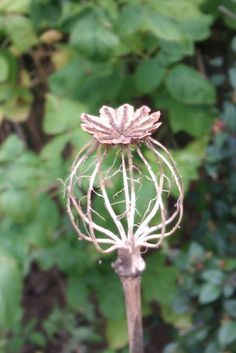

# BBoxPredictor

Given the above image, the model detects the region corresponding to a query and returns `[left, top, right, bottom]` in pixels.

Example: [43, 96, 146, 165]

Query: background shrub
[0, 1, 236, 352]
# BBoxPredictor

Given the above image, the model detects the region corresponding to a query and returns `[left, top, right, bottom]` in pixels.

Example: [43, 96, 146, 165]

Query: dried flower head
[81, 104, 162, 144]
[66, 104, 183, 255]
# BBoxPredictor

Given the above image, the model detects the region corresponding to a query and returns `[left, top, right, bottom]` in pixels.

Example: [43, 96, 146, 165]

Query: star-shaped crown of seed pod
[81, 104, 161, 144]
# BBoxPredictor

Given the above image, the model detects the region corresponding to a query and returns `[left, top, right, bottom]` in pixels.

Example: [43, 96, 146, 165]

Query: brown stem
[112, 247, 145, 353]
[121, 275, 144, 353]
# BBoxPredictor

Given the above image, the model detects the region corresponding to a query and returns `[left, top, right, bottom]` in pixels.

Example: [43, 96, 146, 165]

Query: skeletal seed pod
[66, 104, 184, 255]
[66, 104, 184, 353]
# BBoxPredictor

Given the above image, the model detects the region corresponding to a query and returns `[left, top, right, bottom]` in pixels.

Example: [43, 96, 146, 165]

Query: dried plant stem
[121, 275, 143, 353]
[113, 247, 145, 353]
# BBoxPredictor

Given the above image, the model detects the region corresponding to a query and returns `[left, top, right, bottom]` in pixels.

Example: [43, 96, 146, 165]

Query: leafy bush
[0, 0, 236, 352]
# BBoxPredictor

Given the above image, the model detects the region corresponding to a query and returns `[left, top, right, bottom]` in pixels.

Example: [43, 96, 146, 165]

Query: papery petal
[81, 113, 111, 130]
[127, 110, 161, 135]
[150, 111, 161, 122]
[134, 105, 150, 120]
[99, 106, 117, 130]
[81, 113, 113, 141]
[81, 124, 110, 135]
[116, 104, 134, 130]
[126, 105, 150, 130]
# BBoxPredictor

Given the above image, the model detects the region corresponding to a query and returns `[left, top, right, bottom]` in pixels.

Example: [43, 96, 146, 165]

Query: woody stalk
[66, 104, 184, 353]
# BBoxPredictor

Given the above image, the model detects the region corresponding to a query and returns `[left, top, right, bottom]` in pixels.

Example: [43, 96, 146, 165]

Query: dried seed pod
[66, 104, 183, 254]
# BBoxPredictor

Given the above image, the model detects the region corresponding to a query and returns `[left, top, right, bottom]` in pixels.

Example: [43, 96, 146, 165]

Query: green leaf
[0, 189, 36, 222]
[143, 253, 179, 306]
[30, 0, 61, 29]
[1, 88, 33, 122]
[66, 275, 89, 311]
[224, 300, 236, 319]
[0, 0, 30, 13]
[4, 14, 37, 53]
[30, 332, 46, 347]
[49, 59, 86, 99]
[165, 64, 216, 105]
[119, 4, 186, 42]
[0, 54, 9, 82]
[116, 74, 139, 102]
[40, 134, 71, 161]
[43, 94, 87, 134]
[73, 67, 123, 109]
[229, 67, 236, 89]
[37, 239, 74, 272]
[0, 134, 41, 206]
[70, 9, 119, 59]
[97, 274, 125, 320]
[218, 321, 236, 347]
[0, 254, 22, 329]
[179, 15, 212, 41]
[161, 305, 192, 330]
[221, 0, 236, 30]
[106, 318, 128, 350]
[188, 242, 205, 263]
[49, 59, 122, 109]
[0, 84, 12, 104]
[0, 134, 24, 162]
[152, 0, 202, 21]
[0, 50, 18, 85]
[201, 270, 224, 285]
[0, 135, 41, 190]
[223, 283, 234, 298]
[0, 150, 40, 190]
[24, 194, 60, 247]
[205, 341, 222, 353]
[146, 12, 185, 42]
[202, 0, 222, 15]
[158, 39, 194, 63]
[199, 283, 221, 304]
[134, 56, 165, 94]
[222, 101, 236, 131]
[163, 342, 183, 353]
[70, 127, 92, 151]
[171, 138, 208, 193]
[118, 5, 145, 36]
[167, 99, 215, 138]
[0, 219, 28, 263]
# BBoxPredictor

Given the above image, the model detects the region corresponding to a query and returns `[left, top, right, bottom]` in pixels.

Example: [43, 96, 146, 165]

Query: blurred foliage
[0, 0, 236, 352]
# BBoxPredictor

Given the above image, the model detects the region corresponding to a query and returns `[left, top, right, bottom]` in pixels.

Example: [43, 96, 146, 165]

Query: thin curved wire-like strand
[135, 146, 164, 238]
[138, 138, 183, 239]
[135, 146, 167, 247]
[67, 142, 96, 242]
[67, 144, 121, 246]
[127, 148, 136, 242]
[87, 148, 105, 252]
[121, 150, 132, 239]
[70, 182, 120, 242]
[98, 147, 127, 241]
